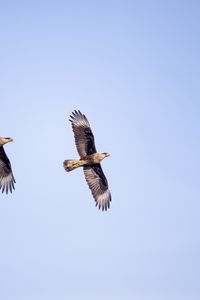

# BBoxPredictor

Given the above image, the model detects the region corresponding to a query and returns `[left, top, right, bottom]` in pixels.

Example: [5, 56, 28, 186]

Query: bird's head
[102, 152, 110, 158]
[0, 137, 14, 146]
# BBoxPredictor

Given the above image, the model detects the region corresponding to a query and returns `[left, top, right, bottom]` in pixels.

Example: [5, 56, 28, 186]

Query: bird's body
[64, 153, 109, 171]
[0, 137, 15, 194]
[63, 110, 111, 211]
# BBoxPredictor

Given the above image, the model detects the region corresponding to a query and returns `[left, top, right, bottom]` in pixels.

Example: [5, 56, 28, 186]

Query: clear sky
[0, 1, 200, 299]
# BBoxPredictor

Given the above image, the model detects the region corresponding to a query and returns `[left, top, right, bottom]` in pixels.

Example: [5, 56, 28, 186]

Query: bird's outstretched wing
[69, 110, 97, 157]
[0, 147, 15, 194]
[83, 164, 111, 211]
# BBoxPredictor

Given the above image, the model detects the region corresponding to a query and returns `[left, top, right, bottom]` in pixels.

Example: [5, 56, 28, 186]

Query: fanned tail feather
[63, 160, 84, 172]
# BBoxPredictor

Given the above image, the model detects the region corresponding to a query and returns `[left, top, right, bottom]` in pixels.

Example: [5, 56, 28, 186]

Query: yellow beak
[4, 138, 14, 143]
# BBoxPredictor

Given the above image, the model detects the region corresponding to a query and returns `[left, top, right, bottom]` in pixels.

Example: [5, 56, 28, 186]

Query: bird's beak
[106, 153, 110, 157]
[4, 138, 14, 143]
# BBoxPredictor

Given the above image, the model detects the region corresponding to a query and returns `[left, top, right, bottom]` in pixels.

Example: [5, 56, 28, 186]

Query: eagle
[63, 110, 111, 211]
[0, 137, 16, 194]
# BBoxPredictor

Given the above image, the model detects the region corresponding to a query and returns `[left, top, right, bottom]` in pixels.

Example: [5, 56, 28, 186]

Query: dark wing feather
[0, 147, 15, 194]
[69, 110, 97, 157]
[83, 164, 111, 211]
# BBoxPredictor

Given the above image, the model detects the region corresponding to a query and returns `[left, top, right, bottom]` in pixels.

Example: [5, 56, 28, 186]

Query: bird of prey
[0, 137, 15, 194]
[63, 110, 111, 211]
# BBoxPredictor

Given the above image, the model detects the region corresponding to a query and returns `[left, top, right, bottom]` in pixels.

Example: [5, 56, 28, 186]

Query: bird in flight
[63, 110, 111, 211]
[0, 137, 16, 194]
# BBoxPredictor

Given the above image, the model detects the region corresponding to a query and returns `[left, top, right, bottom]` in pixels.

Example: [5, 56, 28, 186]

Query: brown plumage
[63, 110, 111, 211]
[0, 137, 15, 194]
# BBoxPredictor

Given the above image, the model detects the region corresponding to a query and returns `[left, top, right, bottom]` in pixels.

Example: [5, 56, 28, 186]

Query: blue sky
[0, 1, 200, 299]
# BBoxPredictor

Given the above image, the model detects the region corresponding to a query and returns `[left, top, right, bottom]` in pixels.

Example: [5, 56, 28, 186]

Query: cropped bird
[63, 110, 111, 211]
[0, 137, 16, 194]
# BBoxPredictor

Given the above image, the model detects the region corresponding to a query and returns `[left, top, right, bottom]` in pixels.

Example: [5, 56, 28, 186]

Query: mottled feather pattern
[64, 110, 111, 211]
[84, 165, 111, 211]
[0, 147, 15, 194]
[69, 110, 96, 157]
